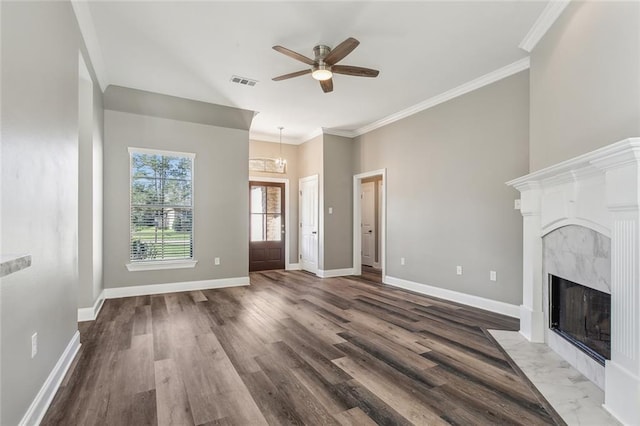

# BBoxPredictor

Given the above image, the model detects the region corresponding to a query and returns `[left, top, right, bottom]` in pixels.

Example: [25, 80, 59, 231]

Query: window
[129, 148, 194, 265]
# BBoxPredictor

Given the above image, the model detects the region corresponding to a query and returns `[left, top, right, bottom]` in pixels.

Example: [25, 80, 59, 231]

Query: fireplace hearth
[549, 275, 611, 364]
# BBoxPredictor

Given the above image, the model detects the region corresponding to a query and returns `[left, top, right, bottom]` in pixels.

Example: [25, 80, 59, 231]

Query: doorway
[299, 175, 319, 274]
[353, 169, 386, 278]
[249, 181, 285, 271]
[360, 177, 382, 268]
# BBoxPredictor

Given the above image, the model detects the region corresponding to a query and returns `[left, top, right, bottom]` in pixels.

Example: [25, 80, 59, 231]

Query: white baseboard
[383, 275, 520, 318]
[103, 276, 250, 299]
[286, 262, 301, 271]
[317, 268, 354, 278]
[19, 330, 81, 426]
[77, 290, 105, 322]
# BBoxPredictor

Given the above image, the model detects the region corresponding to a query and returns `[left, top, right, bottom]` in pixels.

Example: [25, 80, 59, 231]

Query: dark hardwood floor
[42, 270, 561, 425]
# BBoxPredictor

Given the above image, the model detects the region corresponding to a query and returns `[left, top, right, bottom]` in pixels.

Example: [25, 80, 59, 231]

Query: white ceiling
[82, 1, 548, 143]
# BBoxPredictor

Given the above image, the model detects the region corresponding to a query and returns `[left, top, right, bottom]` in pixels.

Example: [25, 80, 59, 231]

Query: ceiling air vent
[230, 75, 258, 87]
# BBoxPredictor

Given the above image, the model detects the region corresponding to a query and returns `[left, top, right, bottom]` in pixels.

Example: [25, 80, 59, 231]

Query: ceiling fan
[272, 37, 379, 93]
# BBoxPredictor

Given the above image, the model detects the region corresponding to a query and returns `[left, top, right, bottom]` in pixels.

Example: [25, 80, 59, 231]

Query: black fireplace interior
[549, 275, 611, 365]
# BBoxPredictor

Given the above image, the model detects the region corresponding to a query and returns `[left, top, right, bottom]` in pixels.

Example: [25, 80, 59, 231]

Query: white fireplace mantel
[507, 138, 640, 425]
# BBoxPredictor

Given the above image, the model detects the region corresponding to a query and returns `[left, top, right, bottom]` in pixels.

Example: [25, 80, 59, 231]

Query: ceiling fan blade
[324, 37, 360, 65]
[332, 65, 379, 78]
[272, 69, 312, 81]
[320, 78, 333, 93]
[272, 45, 315, 66]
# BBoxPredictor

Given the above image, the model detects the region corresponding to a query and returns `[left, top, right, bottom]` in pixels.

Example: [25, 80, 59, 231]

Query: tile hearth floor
[490, 330, 620, 426]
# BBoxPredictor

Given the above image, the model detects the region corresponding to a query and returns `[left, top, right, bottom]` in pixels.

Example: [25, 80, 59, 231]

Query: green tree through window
[130, 149, 194, 262]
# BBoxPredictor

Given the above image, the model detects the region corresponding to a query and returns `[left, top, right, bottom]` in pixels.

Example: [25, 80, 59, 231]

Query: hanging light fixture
[276, 126, 286, 169]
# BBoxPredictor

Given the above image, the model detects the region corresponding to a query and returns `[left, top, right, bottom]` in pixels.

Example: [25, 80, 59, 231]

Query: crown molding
[255, 56, 533, 144]
[519, 0, 571, 53]
[71, 0, 108, 91]
[300, 128, 324, 144]
[250, 132, 300, 145]
[351, 57, 530, 138]
[250, 132, 280, 143]
[322, 128, 356, 138]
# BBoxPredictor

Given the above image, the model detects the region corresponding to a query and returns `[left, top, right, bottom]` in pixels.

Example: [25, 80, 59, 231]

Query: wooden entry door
[249, 181, 285, 271]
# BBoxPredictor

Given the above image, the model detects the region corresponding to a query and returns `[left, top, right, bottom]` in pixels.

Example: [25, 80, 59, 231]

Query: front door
[361, 181, 376, 266]
[299, 175, 318, 273]
[249, 181, 285, 271]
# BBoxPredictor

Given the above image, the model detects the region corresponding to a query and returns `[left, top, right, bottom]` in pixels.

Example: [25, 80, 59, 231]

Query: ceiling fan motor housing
[313, 45, 332, 62]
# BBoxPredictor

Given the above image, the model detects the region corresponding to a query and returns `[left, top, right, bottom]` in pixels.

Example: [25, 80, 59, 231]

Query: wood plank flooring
[42, 271, 561, 425]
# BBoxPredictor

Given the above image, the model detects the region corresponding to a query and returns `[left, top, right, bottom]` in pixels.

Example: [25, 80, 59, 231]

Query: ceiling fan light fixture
[312, 66, 332, 81]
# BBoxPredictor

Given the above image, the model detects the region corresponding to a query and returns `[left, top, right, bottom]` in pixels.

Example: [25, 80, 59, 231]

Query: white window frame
[126, 147, 197, 272]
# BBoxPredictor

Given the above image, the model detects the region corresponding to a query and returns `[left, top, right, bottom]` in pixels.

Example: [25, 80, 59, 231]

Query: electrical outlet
[214, 257, 220, 265]
[400, 257, 405, 266]
[31, 332, 38, 358]
[328, 207, 333, 214]
[456, 265, 463, 275]
[490, 270, 497, 281]
[514, 199, 521, 210]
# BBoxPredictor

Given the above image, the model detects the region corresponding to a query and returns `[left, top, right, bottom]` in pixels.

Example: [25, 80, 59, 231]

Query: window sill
[126, 260, 198, 272]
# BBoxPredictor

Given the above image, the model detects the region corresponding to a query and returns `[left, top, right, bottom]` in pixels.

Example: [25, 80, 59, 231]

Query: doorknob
[368, 230, 373, 233]
[312, 231, 317, 234]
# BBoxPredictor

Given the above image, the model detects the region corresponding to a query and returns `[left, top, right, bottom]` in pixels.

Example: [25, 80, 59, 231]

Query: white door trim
[249, 176, 291, 270]
[299, 174, 319, 274]
[353, 169, 387, 278]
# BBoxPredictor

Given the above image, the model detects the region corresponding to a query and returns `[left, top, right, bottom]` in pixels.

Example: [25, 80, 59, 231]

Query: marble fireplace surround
[542, 225, 611, 390]
[507, 138, 640, 425]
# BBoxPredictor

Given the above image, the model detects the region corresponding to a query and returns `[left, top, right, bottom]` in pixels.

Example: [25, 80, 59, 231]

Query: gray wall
[322, 135, 354, 271]
[297, 135, 324, 269]
[0, 1, 102, 424]
[249, 140, 299, 264]
[354, 71, 529, 305]
[530, 1, 640, 171]
[104, 96, 252, 288]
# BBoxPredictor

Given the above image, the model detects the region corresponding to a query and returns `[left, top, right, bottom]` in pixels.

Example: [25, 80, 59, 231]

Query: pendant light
[276, 126, 286, 169]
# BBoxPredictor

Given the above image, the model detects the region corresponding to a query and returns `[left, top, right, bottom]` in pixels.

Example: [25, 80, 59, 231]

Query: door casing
[360, 181, 376, 267]
[353, 169, 386, 278]
[249, 176, 291, 270]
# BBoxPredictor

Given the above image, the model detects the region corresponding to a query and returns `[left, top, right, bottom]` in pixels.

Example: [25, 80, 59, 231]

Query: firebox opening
[549, 274, 611, 366]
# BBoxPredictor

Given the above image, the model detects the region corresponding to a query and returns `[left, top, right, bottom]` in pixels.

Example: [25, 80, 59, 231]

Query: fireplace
[549, 275, 611, 364]
[507, 138, 640, 425]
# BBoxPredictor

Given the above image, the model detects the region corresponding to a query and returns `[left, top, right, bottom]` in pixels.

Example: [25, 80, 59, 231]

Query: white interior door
[361, 181, 375, 267]
[299, 175, 318, 273]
